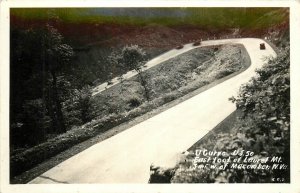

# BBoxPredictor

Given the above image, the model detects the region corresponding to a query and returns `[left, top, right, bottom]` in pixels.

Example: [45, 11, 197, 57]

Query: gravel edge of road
[11, 44, 251, 184]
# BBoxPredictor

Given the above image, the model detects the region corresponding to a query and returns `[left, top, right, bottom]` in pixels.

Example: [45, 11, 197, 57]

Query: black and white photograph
[0, 0, 300, 193]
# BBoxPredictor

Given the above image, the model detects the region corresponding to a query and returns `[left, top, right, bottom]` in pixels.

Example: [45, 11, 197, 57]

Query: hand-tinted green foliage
[11, 8, 288, 29]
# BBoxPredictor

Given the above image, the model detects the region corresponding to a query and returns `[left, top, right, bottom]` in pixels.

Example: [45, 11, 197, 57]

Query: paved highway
[30, 38, 276, 183]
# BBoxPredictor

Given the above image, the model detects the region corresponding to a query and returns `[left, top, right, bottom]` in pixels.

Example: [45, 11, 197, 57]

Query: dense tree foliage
[169, 46, 290, 183]
[227, 46, 290, 182]
[212, 48, 289, 183]
[10, 11, 75, 148]
[43, 24, 74, 134]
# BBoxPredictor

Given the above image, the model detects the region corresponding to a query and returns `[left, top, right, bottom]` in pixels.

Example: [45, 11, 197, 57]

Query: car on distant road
[176, 45, 184, 49]
[193, 41, 201, 46]
[260, 43, 266, 50]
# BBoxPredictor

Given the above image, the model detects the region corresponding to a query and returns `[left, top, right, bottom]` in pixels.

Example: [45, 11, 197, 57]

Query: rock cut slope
[30, 38, 276, 184]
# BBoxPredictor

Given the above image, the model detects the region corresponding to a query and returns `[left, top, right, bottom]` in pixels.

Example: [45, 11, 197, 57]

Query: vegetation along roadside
[149, 45, 290, 183]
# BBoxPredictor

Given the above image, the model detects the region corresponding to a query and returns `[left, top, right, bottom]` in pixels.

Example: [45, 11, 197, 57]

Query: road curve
[30, 38, 276, 184]
[92, 40, 212, 96]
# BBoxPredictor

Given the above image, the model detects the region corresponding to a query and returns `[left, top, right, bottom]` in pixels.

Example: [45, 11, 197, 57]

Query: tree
[109, 45, 151, 100]
[120, 45, 146, 71]
[77, 86, 93, 123]
[10, 10, 74, 149]
[42, 12, 74, 133]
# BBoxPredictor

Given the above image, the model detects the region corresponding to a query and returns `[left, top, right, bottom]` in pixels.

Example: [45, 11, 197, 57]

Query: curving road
[30, 38, 276, 184]
[92, 41, 211, 96]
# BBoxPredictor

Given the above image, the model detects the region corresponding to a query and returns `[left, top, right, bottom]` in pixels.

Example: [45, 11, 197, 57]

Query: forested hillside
[10, 8, 289, 182]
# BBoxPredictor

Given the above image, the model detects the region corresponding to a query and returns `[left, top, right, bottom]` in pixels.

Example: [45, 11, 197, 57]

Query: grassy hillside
[91, 44, 246, 118]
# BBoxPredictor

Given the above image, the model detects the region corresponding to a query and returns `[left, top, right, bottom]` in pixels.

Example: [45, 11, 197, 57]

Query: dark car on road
[176, 45, 184, 49]
[193, 41, 201, 46]
[260, 43, 266, 50]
